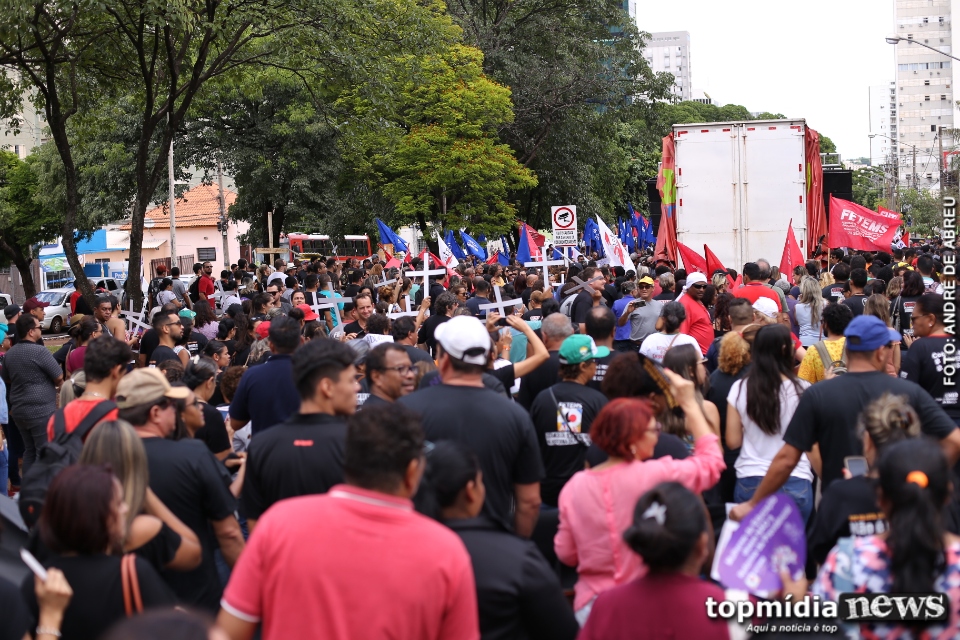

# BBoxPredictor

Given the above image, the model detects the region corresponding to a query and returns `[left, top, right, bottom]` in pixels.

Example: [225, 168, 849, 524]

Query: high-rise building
[640, 31, 692, 101]
[0, 107, 45, 159]
[892, 0, 954, 190]
[869, 82, 896, 166]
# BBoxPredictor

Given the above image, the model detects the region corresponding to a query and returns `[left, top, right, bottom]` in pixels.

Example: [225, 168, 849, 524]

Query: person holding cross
[570, 267, 606, 334]
[419, 293, 456, 358]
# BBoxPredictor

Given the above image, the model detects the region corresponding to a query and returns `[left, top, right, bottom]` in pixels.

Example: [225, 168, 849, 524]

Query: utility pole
[913, 146, 918, 193]
[217, 159, 229, 267]
[167, 116, 177, 262]
[939, 126, 946, 192]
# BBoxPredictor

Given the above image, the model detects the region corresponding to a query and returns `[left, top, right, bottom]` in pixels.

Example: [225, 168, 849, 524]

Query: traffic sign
[552, 205, 577, 246]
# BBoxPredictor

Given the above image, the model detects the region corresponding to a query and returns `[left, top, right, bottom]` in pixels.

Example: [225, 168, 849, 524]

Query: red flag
[384, 257, 401, 269]
[677, 242, 707, 274]
[529, 227, 546, 249]
[486, 251, 499, 265]
[779, 219, 805, 278]
[703, 244, 726, 276]
[403, 251, 412, 264]
[518, 222, 542, 259]
[379, 245, 394, 261]
[828, 197, 900, 252]
[654, 133, 679, 263]
[878, 206, 908, 249]
[806, 128, 826, 254]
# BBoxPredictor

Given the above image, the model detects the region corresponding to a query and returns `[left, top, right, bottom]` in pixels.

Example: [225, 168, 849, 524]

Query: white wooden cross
[121, 301, 151, 333]
[403, 252, 446, 285]
[372, 273, 398, 289]
[311, 286, 346, 327]
[387, 294, 421, 319]
[564, 274, 604, 296]
[524, 252, 565, 284]
[478, 286, 524, 317]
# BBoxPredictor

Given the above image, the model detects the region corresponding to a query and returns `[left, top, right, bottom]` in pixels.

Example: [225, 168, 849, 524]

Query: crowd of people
[0, 241, 958, 639]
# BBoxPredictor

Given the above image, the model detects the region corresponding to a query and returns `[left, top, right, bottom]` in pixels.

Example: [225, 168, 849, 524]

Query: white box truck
[673, 120, 809, 272]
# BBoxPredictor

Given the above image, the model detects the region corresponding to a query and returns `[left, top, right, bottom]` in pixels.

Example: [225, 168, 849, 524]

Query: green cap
[558, 334, 610, 365]
[178, 308, 196, 319]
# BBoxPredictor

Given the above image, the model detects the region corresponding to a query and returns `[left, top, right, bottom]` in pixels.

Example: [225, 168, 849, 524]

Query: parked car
[34, 278, 123, 333]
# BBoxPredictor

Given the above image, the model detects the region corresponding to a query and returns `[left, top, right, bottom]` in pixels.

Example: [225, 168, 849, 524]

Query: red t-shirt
[732, 282, 782, 311]
[678, 295, 713, 355]
[579, 573, 730, 640]
[199, 275, 215, 300]
[222, 485, 479, 640]
[46, 397, 119, 441]
[69, 290, 82, 315]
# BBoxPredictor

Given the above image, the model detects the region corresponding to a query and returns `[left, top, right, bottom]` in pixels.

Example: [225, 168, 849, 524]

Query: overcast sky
[636, 0, 896, 160]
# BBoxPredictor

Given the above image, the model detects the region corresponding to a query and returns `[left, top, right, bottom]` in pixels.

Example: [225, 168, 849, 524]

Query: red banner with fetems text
[827, 196, 901, 252]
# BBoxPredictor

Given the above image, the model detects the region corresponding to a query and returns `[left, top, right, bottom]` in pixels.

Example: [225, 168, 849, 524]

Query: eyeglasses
[187, 398, 201, 408]
[910, 312, 931, 320]
[267, 290, 280, 296]
[164, 320, 181, 327]
[637, 284, 653, 289]
[203, 264, 213, 269]
[381, 365, 418, 375]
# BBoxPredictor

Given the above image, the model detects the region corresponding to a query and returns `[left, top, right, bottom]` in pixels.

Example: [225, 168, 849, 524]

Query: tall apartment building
[869, 82, 896, 166]
[640, 31, 692, 101]
[0, 107, 45, 159]
[892, 0, 954, 190]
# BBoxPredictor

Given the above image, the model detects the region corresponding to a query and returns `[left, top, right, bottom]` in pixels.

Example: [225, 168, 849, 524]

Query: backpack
[813, 340, 847, 377]
[18, 401, 118, 528]
[188, 277, 201, 303]
[559, 294, 577, 318]
[147, 277, 164, 308]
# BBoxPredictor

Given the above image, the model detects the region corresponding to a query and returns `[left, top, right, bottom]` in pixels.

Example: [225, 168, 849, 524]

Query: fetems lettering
[839, 593, 949, 622]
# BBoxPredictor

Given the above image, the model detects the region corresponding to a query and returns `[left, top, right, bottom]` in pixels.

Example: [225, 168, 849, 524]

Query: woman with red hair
[554, 369, 725, 625]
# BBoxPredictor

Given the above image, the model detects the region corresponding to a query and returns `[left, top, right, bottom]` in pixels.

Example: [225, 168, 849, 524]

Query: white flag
[594, 216, 636, 273]
[436, 232, 458, 268]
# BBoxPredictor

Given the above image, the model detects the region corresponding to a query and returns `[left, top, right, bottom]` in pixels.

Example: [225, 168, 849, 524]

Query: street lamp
[885, 35, 960, 63]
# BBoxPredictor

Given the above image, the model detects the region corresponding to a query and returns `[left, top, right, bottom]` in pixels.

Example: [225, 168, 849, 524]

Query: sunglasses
[690, 283, 707, 290]
[637, 284, 653, 289]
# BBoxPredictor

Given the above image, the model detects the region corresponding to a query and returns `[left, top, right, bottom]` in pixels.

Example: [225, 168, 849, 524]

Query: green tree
[819, 135, 837, 155]
[852, 166, 885, 211]
[899, 188, 942, 237]
[0, 151, 62, 296]
[339, 44, 536, 237]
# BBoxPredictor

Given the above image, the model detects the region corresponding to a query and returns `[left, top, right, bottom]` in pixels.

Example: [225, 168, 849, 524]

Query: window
[95, 258, 110, 265]
[932, 124, 938, 131]
[925, 95, 931, 101]
[925, 79, 930, 85]
[923, 17, 928, 23]
[942, 95, 947, 100]
[197, 247, 217, 262]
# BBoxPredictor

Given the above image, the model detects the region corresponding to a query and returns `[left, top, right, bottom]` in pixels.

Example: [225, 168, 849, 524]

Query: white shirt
[794, 303, 822, 347]
[638, 332, 701, 363]
[728, 378, 812, 482]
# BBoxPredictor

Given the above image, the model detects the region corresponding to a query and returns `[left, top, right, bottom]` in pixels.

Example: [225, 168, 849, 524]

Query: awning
[39, 230, 112, 259]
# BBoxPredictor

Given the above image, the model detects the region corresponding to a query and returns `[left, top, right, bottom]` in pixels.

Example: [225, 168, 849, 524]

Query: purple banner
[717, 494, 806, 598]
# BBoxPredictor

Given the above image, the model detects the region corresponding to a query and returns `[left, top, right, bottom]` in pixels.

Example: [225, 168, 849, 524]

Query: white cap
[435, 316, 492, 365]
[752, 297, 779, 319]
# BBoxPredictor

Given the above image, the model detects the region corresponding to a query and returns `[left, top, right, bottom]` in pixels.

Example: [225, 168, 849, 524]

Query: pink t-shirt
[554, 434, 725, 610]
[222, 485, 479, 640]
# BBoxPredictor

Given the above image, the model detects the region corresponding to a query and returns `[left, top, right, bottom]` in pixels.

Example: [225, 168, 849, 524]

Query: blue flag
[516, 224, 533, 264]
[582, 219, 604, 257]
[375, 218, 408, 254]
[498, 251, 510, 266]
[444, 229, 466, 260]
[618, 217, 635, 253]
[459, 230, 488, 260]
[478, 234, 487, 245]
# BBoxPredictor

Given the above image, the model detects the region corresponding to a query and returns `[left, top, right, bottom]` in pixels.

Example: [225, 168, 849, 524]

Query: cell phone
[844, 456, 868, 478]
[495, 318, 509, 327]
[20, 548, 47, 581]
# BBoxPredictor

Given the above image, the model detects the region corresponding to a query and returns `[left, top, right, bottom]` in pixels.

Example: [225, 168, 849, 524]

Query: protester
[555, 370, 724, 624]
[807, 438, 960, 639]
[182, 356, 232, 460]
[806, 393, 921, 565]
[725, 324, 813, 522]
[228, 316, 301, 435]
[638, 301, 700, 364]
[217, 405, 480, 640]
[577, 482, 731, 640]
[584, 307, 617, 390]
[841, 268, 869, 317]
[364, 343, 417, 406]
[419, 291, 457, 357]
[794, 276, 825, 347]
[570, 267, 606, 333]
[675, 272, 713, 354]
[530, 334, 610, 507]
[79, 419, 202, 573]
[20, 464, 175, 638]
[400, 315, 544, 536]
[241, 339, 358, 532]
[618, 276, 662, 348]
[64, 317, 103, 375]
[730, 314, 960, 522]
[6, 314, 63, 472]
[118, 368, 243, 611]
[517, 313, 573, 409]
[797, 302, 853, 384]
[734, 262, 782, 311]
[415, 440, 578, 640]
[900, 293, 958, 424]
[660, 344, 720, 440]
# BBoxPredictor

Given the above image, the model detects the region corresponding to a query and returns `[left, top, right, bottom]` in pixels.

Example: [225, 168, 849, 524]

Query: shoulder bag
[121, 553, 143, 617]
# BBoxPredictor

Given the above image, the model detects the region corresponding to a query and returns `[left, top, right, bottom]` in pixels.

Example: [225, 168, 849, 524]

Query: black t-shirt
[586, 352, 616, 392]
[841, 294, 867, 317]
[821, 282, 846, 302]
[139, 329, 159, 361]
[901, 335, 960, 424]
[892, 295, 923, 334]
[806, 475, 884, 566]
[132, 520, 182, 573]
[570, 290, 596, 325]
[517, 351, 560, 410]
[488, 363, 516, 398]
[359, 392, 392, 409]
[148, 345, 179, 368]
[445, 516, 579, 640]
[653, 290, 675, 301]
[401, 344, 434, 365]
[586, 432, 689, 467]
[342, 320, 367, 339]
[530, 381, 608, 506]
[784, 371, 957, 487]
[183, 330, 208, 357]
[419, 370, 507, 395]
[399, 384, 543, 529]
[521, 309, 543, 322]
[0, 577, 30, 640]
[196, 401, 232, 455]
[240, 412, 348, 520]
[20, 554, 175, 640]
[418, 314, 451, 357]
[142, 437, 236, 611]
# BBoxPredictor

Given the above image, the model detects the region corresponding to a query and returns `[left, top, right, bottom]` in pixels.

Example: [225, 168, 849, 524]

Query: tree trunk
[0, 238, 37, 298]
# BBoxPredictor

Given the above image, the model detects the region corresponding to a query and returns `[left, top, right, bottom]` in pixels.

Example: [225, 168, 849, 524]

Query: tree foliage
[852, 166, 885, 211]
